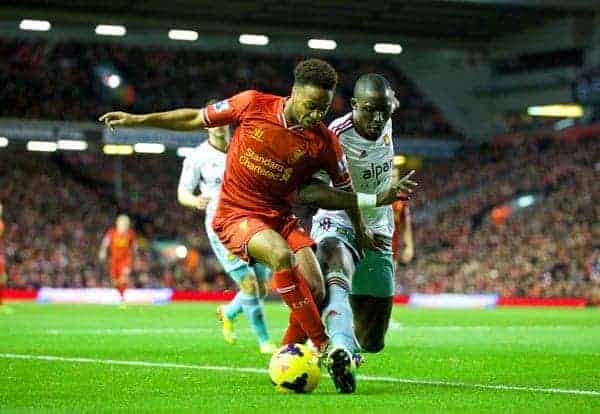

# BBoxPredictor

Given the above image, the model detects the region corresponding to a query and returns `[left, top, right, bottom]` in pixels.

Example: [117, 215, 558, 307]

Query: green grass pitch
[1, 303, 599, 413]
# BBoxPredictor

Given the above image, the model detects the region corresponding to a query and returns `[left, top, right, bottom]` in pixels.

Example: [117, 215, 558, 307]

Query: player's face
[116, 217, 130, 232]
[352, 92, 393, 139]
[291, 84, 333, 130]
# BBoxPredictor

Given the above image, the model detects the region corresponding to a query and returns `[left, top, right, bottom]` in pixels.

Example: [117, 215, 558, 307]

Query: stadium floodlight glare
[134, 143, 165, 154]
[239, 34, 269, 46]
[105, 74, 121, 89]
[176, 147, 195, 157]
[175, 245, 188, 259]
[0, 137, 8, 147]
[103, 144, 134, 155]
[19, 19, 51, 31]
[57, 140, 88, 151]
[27, 141, 57, 152]
[168, 29, 198, 41]
[307, 38, 337, 50]
[517, 195, 536, 208]
[393, 155, 407, 166]
[95, 24, 127, 36]
[527, 104, 583, 118]
[374, 43, 403, 54]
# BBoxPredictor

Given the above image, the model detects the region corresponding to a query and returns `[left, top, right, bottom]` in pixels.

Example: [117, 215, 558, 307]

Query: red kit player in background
[98, 215, 137, 303]
[100, 59, 410, 354]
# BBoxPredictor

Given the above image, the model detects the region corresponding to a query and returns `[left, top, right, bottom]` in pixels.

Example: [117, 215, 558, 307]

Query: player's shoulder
[239, 90, 282, 105]
[328, 112, 354, 136]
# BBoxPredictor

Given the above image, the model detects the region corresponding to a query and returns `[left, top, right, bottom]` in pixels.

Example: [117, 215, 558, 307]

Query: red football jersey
[104, 228, 136, 263]
[203, 90, 351, 218]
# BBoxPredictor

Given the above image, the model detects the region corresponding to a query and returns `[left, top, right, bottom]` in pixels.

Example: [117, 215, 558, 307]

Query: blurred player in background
[98, 215, 137, 304]
[100, 59, 407, 373]
[177, 102, 276, 354]
[309, 74, 417, 392]
[0, 202, 11, 314]
[392, 166, 414, 265]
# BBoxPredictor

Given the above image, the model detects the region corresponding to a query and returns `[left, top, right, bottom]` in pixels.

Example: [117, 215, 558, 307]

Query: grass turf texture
[1, 303, 599, 413]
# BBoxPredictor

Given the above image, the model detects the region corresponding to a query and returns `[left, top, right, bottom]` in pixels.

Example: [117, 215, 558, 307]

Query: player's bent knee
[269, 248, 294, 271]
[316, 238, 346, 265]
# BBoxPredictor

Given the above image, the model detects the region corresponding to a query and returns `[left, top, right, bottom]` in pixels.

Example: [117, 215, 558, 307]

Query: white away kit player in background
[177, 102, 276, 354]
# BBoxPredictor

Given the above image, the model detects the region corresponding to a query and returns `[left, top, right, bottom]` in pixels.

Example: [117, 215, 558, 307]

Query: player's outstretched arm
[296, 170, 417, 210]
[99, 109, 207, 131]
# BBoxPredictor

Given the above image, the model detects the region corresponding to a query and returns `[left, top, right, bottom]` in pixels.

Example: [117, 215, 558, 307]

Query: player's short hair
[294, 59, 337, 90]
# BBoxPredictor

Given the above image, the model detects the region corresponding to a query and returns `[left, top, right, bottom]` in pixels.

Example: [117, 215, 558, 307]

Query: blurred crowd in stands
[401, 136, 599, 303]
[1, 134, 597, 301]
[0, 38, 456, 137]
[1, 38, 598, 301]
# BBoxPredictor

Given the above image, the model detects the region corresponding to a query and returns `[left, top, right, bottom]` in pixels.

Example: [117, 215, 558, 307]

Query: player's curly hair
[294, 59, 338, 90]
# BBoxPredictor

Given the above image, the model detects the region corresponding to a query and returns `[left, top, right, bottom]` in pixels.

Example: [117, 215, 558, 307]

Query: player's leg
[247, 228, 328, 350]
[209, 227, 274, 350]
[238, 271, 276, 353]
[316, 237, 360, 394]
[210, 230, 247, 341]
[111, 263, 129, 305]
[317, 238, 357, 353]
[349, 250, 395, 353]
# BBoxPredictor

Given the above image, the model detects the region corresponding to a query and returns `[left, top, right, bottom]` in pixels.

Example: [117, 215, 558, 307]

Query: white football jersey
[177, 140, 227, 225]
[313, 113, 395, 238]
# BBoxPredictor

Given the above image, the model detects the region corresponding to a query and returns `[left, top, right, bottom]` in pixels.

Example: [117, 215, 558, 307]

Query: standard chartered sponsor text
[239, 148, 293, 182]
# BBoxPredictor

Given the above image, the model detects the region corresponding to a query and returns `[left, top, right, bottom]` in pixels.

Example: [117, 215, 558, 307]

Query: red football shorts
[109, 259, 131, 280]
[212, 212, 315, 263]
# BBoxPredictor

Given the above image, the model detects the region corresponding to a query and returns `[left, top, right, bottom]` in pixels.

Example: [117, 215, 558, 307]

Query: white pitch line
[36, 325, 600, 336]
[1, 353, 598, 397]
[43, 328, 215, 335]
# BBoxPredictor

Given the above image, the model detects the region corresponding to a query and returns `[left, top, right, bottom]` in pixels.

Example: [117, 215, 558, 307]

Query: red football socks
[282, 312, 307, 345]
[273, 265, 327, 348]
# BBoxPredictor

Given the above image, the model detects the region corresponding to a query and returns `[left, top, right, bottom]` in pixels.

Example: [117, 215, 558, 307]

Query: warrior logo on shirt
[250, 128, 264, 142]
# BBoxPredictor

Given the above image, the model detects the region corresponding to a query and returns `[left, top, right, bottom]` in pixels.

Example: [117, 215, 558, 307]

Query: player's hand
[357, 227, 378, 255]
[401, 245, 414, 264]
[98, 250, 107, 262]
[356, 226, 388, 254]
[98, 112, 141, 131]
[197, 195, 211, 210]
[376, 170, 418, 206]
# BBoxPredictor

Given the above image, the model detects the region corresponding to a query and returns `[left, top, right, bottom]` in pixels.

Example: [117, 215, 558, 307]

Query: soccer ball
[268, 344, 321, 394]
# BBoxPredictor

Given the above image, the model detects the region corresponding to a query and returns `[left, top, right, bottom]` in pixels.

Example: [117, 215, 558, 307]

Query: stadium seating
[0, 38, 457, 137]
[1, 133, 598, 301]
